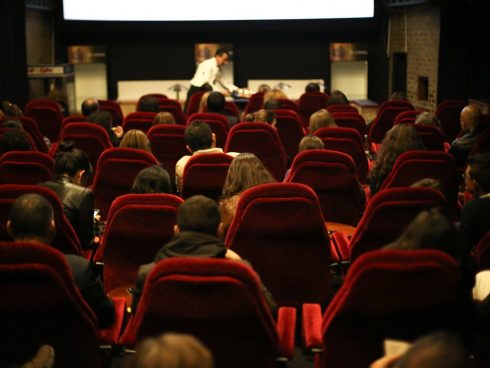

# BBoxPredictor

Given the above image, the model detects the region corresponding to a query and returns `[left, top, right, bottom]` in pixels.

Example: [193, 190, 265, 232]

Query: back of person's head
[384, 207, 460, 259]
[309, 109, 336, 133]
[221, 153, 275, 198]
[305, 82, 321, 93]
[411, 178, 445, 195]
[0, 100, 23, 117]
[1, 119, 23, 130]
[263, 89, 288, 107]
[120, 130, 151, 152]
[8, 193, 54, 242]
[253, 109, 276, 125]
[125, 332, 214, 368]
[177, 195, 221, 235]
[326, 90, 349, 106]
[378, 123, 423, 161]
[198, 91, 211, 113]
[87, 110, 113, 130]
[395, 331, 472, 368]
[206, 92, 225, 113]
[263, 99, 281, 110]
[131, 165, 171, 194]
[257, 84, 271, 94]
[81, 98, 99, 116]
[54, 140, 92, 183]
[184, 120, 213, 152]
[467, 152, 490, 195]
[199, 83, 213, 92]
[415, 112, 442, 129]
[153, 111, 176, 125]
[0, 129, 32, 155]
[390, 91, 407, 100]
[299, 135, 324, 152]
[139, 96, 160, 113]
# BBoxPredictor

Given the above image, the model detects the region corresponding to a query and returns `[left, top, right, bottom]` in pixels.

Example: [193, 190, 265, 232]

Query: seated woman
[120, 129, 152, 153]
[153, 111, 176, 125]
[131, 165, 172, 194]
[219, 153, 275, 239]
[40, 141, 94, 249]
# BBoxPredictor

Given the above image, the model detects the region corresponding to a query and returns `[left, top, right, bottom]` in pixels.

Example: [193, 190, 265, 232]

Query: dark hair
[0, 100, 23, 116]
[1, 119, 23, 130]
[54, 140, 93, 180]
[184, 121, 213, 152]
[0, 129, 32, 155]
[299, 135, 324, 152]
[263, 99, 281, 110]
[411, 178, 445, 196]
[138, 96, 160, 113]
[81, 98, 99, 116]
[177, 195, 221, 235]
[215, 48, 229, 57]
[206, 92, 225, 113]
[305, 82, 320, 93]
[467, 152, 490, 194]
[87, 110, 113, 130]
[9, 193, 53, 240]
[131, 165, 171, 194]
[326, 90, 349, 106]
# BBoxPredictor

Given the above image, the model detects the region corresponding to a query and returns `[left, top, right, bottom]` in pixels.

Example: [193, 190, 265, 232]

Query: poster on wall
[68, 45, 106, 64]
[330, 43, 368, 62]
[194, 43, 235, 94]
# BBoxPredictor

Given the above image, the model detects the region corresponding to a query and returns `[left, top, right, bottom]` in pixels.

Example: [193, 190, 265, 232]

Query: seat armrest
[302, 304, 323, 352]
[331, 231, 351, 263]
[276, 306, 296, 359]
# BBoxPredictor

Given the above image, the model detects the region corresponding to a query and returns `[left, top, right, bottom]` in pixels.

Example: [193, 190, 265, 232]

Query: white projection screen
[63, 0, 374, 21]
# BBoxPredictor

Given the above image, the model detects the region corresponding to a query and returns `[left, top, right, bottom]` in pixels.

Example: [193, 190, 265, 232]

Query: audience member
[449, 105, 482, 167]
[40, 140, 94, 250]
[257, 83, 271, 94]
[81, 98, 99, 116]
[298, 135, 325, 152]
[198, 91, 212, 113]
[305, 82, 321, 93]
[369, 124, 424, 195]
[120, 129, 152, 153]
[124, 333, 213, 368]
[175, 120, 238, 193]
[263, 98, 282, 110]
[7, 193, 115, 327]
[0, 128, 32, 155]
[138, 95, 160, 113]
[1, 119, 23, 130]
[206, 91, 238, 127]
[309, 108, 336, 133]
[415, 111, 442, 129]
[219, 153, 275, 238]
[153, 111, 177, 125]
[390, 90, 407, 100]
[252, 109, 276, 129]
[326, 90, 349, 106]
[459, 152, 490, 252]
[0, 100, 23, 117]
[131, 165, 172, 194]
[87, 110, 123, 147]
[411, 178, 445, 196]
[263, 89, 288, 107]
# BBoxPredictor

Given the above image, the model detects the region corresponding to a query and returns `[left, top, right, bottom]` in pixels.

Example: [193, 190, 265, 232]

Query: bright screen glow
[63, 0, 374, 21]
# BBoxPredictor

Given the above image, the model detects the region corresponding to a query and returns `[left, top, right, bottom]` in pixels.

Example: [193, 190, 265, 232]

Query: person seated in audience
[87, 110, 123, 147]
[411, 178, 446, 196]
[389, 90, 407, 100]
[305, 82, 321, 93]
[415, 111, 442, 130]
[263, 88, 288, 108]
[309, 108, 336, 133]
[81, 98, 99, 116]
[153, 111, 176, 125]
[369, 124, 424, 195]
[206, 91, 238, 128]
[40, 140, 94, 250]
[175, 120, 238, 193]
[263, 98, 282, 110]
[449, 105, 482, 168]
[131, 165, 172, 194]
[197, 91, 212, 113]
[326, 90, 350, 106]
[219, 153, 275, 238]
[370, 331, 473, 368]
[119, 129, 152, 153]
[0, 99, 23, 117]
[257, 83, 271, 94]
[124, 333, 213, 368]
[138, 95, 160, 113]
[252, 109, 277, 129]
[7, 193, 115, 327]
[298, 134, 324, 152]
[459, 152, 490, 253]
[1, 119, 23, 130]
[0, 128, 32, 155]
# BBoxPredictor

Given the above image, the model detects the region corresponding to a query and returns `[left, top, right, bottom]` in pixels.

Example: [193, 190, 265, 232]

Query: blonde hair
[153, 111, 176, 125]
[198, 91, 212, 113]
[263, 89, 288, 106]
[309, 109, 336, 133]
[120, 129, 151, 152]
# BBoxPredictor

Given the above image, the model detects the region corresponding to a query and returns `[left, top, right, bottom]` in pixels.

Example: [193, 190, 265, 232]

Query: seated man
[175, 120, 238, 193]
[131, 195, 276, 313]
[206, 91, 238, 128]
[6, 193, 115, 328]
[81, 98, 100, 116]
[449, 105, 482, 167]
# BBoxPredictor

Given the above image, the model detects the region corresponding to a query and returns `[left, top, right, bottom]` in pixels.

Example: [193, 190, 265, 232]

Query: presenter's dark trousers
[184, 85, 202, 114]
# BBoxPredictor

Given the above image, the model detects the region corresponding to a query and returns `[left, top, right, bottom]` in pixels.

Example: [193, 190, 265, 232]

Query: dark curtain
[438, 1, 490, 102]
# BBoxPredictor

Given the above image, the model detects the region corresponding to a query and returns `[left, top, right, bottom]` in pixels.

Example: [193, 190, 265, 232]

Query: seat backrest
[96, 193, 183, 292]
[185, 91, 205, 116]
[0, 116, 49, 152]
[159, 99, 186, 125]
[435, 99, 466, 142]
[379, 150, 458, 211]
[297, 92, 329, 127]
[121, 258, 278, 368]
[319, 249, 464, 368]
[147, 124, 188, 185]
[348, 187, 447, 261]
[0, 184, 81, 254]
[0, 151, 55, 185]
[331, 112, 367, 137]
[122, 119, 154, 134]
[125, 112, 157, 121]
[286, 150, 364, 226]
[314, 127, 368, 184]
[243, 92, 264, 116]
[225, 123, 287, 180]
[187, 112, 229, 148]
[412, 123, 446, 151]
[369, 106, 412, 143]
[273, 110, 306, 162]
[276, 98, 298, 112]
[25, 102, 64, 142]
[92, 148, 159, 219]
[0, 241, 100, 368]
[326, 104, 359, 114]
[62, 114, 87, 128]
[394, 109, 423, 124]
[225, 182, 331, 306]
[98, 99, 124, 126]
[223, 101, 240, 121]
[136, 94, 168, 111]
[181, 153, 233, 201]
